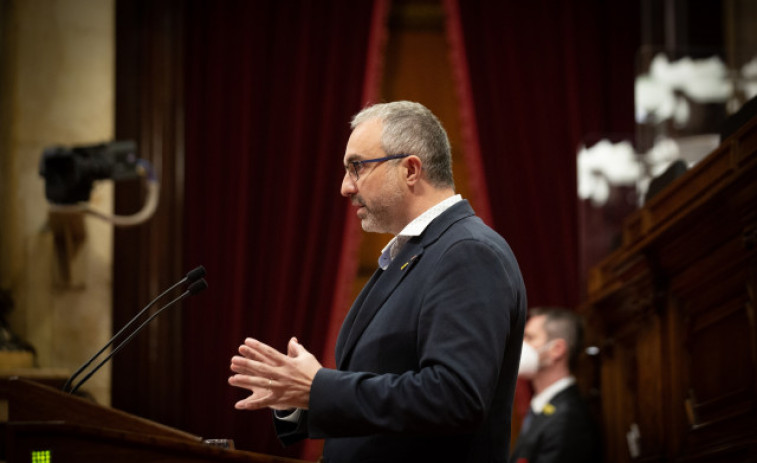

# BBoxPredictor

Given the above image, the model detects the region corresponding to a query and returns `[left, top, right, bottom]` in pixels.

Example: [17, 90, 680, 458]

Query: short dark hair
[529, 307, 584, 371]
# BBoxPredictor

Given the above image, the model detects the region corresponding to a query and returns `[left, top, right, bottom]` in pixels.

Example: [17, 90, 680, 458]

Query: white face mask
[518, 342, 539, 378]
[517, 340, 554, 378]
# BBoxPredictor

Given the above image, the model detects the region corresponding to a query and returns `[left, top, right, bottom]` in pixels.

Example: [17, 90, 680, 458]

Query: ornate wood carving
[582, 115, 757, 462]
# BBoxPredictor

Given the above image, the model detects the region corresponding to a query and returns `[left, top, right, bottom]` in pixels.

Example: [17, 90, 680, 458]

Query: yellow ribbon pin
[401, 255, 418, 271]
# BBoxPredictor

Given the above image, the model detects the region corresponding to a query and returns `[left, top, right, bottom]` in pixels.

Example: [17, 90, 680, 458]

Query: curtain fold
[320, 0, 391, 375]
[445, 0, 639, 425]
[182, 1, 377, 457]
[442, 0, 493, 226]
[446, 0, 639, 310]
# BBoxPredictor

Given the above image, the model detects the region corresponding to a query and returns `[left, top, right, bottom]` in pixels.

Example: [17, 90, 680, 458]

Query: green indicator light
[31, 450, 51, 463]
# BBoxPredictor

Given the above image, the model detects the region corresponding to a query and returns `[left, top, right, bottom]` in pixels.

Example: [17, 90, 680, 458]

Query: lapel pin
[401, 255, 418, 271]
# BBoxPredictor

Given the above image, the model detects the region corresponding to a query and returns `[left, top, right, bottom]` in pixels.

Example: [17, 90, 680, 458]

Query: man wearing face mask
[511, 307, 602, 463]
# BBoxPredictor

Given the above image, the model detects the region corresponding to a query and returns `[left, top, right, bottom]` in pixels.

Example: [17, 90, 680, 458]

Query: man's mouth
[354, 202, 367, 218]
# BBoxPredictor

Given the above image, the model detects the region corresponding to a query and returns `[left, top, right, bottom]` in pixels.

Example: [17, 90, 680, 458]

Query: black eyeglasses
[345, 154, 409, 182]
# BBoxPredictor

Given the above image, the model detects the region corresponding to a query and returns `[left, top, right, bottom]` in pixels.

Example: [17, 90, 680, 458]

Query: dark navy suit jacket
[510, 384, 602, 463]
[276, 200, 527, 462]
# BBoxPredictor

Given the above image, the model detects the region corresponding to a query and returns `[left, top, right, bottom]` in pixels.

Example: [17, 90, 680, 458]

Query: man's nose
[341, 172, 357, 197]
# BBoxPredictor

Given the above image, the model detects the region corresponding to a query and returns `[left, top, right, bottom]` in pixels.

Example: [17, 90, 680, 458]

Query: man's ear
[404, 155, 423, 185]
[551, 338, 568, 361]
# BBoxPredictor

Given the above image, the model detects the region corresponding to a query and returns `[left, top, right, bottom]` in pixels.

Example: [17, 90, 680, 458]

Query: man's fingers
[234, 392, 273, 410]
[229, 337, 314, 411]
[228, 373, 270, 389]
[230, 355, 279, 380]
[228, 374, 275, 409]
[243, 338, 288, 364]
[229, 374, 295, 411]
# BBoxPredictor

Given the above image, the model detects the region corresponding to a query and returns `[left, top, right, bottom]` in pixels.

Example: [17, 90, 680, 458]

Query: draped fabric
[445, 0, 639, 420]
[182, 1, 377, 457]
[319, 0, 390, 377]
[446, 0, 639, 310]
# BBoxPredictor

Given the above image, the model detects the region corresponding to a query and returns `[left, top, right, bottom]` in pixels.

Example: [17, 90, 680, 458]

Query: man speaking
[228, 101, 527, 462]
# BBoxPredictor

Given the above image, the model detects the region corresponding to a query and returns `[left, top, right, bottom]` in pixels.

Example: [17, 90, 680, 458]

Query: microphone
[63, 266, 207, 393]
[69, 278, 208, 395]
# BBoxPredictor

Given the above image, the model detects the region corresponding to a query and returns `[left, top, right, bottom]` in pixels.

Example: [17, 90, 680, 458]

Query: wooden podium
[4, 378, 308, 463]
[581, 114, 757, 462]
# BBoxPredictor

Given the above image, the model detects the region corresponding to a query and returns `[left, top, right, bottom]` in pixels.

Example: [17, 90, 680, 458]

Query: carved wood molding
[582, 115, 757, 462]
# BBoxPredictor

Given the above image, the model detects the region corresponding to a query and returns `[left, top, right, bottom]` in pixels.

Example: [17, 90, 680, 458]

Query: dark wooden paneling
[113, 0, 186, 427]
[582, 116, 757, 462]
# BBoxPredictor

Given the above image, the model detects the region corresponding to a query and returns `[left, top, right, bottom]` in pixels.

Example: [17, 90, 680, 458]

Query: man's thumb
[287, 336, 302, 356]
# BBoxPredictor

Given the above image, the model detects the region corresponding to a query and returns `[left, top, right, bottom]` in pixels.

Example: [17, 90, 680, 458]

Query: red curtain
[182, 1, 378, 457]
[445, 0, 640, 420]
[320, 0, 390, 371]
[446, 0, 639, 309]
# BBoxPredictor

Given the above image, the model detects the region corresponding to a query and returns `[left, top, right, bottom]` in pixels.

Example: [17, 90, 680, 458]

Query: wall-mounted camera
[39, 140, 160, 286]
[39, 141, 140, 204]
[39, 140, 159, 227]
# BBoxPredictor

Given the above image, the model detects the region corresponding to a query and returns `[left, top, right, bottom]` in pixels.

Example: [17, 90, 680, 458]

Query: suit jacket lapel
[336, 200, 476, 370]
[337, 240, 424, 369]
[334, 267, 383, 367]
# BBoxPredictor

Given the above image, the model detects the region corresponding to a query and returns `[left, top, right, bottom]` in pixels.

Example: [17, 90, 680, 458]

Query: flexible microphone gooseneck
[63, 266, 207, 394]
[69, 278, 208, 395]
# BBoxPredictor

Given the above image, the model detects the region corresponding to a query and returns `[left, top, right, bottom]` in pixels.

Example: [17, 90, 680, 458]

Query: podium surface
[4, 378, 309, 463]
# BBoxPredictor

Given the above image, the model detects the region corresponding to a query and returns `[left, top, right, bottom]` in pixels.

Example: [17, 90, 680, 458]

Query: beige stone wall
[0, 0, 115, 405]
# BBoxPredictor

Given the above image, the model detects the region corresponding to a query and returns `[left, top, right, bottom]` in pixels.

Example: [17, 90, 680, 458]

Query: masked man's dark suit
[275, 200, 527, 463]
[510, 384, 602, 463]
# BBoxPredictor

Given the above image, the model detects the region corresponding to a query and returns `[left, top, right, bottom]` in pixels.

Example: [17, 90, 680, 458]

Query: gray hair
[351, 101, 455, 189]
[529, 307, 585, 371]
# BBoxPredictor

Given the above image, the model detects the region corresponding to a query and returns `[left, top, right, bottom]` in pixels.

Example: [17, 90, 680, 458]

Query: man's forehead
[351, 118, 382, 143]
[526, 315, 546, 332]
[343, 119, 383, 162]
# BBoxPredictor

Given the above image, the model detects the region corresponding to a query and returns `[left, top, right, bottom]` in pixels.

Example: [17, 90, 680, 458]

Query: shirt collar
[378, 194, 462, 270]
[530, 376, 576, 414]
